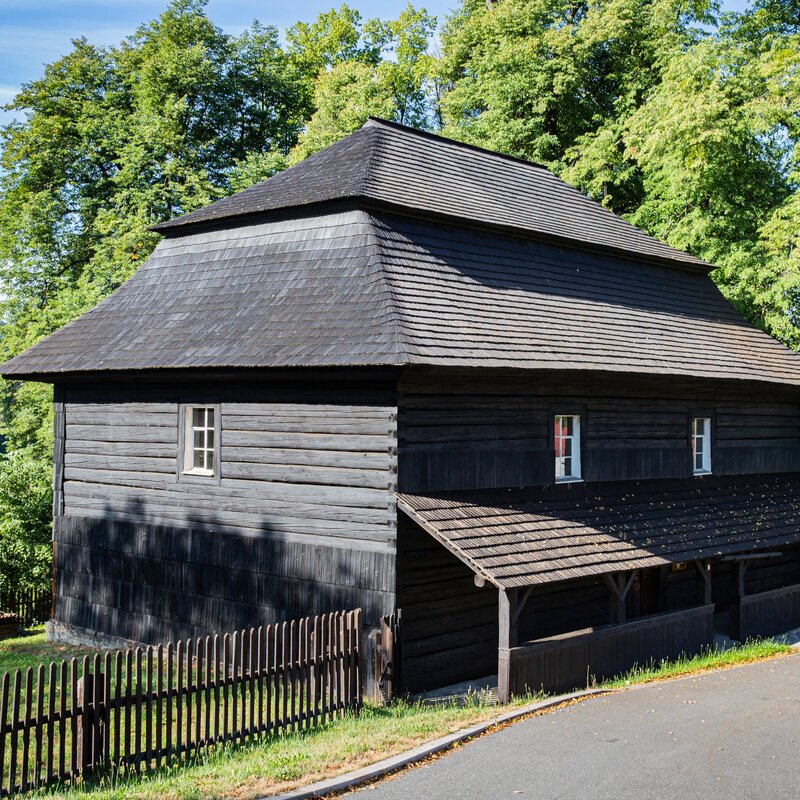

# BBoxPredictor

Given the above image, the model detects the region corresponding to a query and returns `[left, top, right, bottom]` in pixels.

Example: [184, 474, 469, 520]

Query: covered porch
[398, 473, 800, 701]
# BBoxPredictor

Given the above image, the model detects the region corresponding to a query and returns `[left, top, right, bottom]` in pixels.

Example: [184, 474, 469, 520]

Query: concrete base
[415, 675, 499, 706]
[46, 619, 140, 651]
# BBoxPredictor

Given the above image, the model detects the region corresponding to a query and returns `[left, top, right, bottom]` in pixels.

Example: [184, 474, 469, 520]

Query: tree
[437, 0, 800, 347]
[290, 4, 436, 161]
[0, 0, 321, 589]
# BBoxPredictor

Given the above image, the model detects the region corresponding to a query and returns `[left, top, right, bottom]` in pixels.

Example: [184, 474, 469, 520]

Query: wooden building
[3, 118, 800, 700]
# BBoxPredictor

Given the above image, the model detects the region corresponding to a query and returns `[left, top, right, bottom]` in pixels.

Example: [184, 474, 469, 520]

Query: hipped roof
[2, 208, 799, 383]
[152, 118, 710, 271]
[397, 473, 800, 589]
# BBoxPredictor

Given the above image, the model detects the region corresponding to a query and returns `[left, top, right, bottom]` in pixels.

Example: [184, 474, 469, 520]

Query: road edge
[264, 688, 608, 800]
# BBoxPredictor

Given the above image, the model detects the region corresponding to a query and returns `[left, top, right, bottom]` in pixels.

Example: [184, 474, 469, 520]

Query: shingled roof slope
[1, 211, 407, 375]
[397, 473, 800, 588]
[152, 118, 709, 270]
[3, 209, 799, 382]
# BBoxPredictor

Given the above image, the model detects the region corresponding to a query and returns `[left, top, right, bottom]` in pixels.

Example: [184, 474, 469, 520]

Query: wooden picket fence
[0, 609, 361, 796]
[0, 590, 51, 630]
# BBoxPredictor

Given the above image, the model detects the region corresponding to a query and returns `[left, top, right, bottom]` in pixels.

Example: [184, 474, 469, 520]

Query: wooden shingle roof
[397, 473, 800, 588]
[152, 118, 709, 271]
[2, 208, 799, 382]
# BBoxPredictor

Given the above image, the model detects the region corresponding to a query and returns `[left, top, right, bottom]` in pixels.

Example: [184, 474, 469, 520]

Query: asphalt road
[352, 654, 800, 800]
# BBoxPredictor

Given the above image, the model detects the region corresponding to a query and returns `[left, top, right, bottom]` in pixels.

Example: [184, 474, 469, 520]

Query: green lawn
[0, 627, 101, 674]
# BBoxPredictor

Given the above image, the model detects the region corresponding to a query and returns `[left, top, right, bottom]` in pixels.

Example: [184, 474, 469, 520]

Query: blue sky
[0, 0, 753, 124]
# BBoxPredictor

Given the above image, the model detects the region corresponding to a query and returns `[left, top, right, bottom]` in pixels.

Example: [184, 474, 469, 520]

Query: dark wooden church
[4, 118, 800, 700]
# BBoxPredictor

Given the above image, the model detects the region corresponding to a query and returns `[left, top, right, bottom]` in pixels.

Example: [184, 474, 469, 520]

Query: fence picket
[176, 641, 183, 759]
[0, 672, 8, 795]
[185, 639, 193, 753]
[57, 662, 66, 782]
[69, 659, 78, 779]
[33, 665, 44, 788]
[212, 635, 220, 745]
[165, 642, 173, 764]
[221, 635, 229, 742]
[45, 663, 55, 786]
[0, 609, 361, 796]
[145, 648, 153, 771]
[195, 638, 202, 748]
[203, 637, 211, 750]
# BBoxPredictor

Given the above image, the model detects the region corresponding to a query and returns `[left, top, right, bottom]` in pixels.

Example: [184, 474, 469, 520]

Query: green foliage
[0, 449, 53, 592]
[439, 0, 800, 347]
[290, 4, 436, 160]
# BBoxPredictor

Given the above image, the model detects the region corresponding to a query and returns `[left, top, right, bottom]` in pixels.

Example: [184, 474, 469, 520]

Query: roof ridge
[361, 117, 713, 271]
[361, 116, 552, 172]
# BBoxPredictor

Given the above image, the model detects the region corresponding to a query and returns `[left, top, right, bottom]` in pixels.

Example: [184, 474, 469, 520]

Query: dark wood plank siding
[398, 368, 800, 492]
[396, 516, 497, 692]
[55, 373, 398, 642]
[508, 605, 715, 695]
[54, 516, 392, 643]
[396, 517, 612, 692]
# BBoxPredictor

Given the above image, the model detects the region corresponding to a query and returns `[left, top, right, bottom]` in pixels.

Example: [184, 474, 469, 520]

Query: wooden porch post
[498, 588, 517, 704]
[694, 560, 712, 605]
[730, 560, 749, 641]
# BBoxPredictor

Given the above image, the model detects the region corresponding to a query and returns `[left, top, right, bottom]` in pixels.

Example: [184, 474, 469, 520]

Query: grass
[0, 633, 791, 800]
[599, 637, 793, 688]
[0, 627, 101, 674]
[30, 698, 526, 800]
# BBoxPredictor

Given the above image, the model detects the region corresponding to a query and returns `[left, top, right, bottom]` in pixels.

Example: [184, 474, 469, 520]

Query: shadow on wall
[53, 495, 393, 650]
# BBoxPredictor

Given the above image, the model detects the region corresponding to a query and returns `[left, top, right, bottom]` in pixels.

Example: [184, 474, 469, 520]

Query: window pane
[206, 429, 214, 449]
[563, 438, 572, 458]
[194, 429, 204, 448]
[562, 456, 572, 476]
[192, 408, 205, 427]
[206, 451, 214, 472]
[193, 448, 205, 469]
[206, 408, 215, 428]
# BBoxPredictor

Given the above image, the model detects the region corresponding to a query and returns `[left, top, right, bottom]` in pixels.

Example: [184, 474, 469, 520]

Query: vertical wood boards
[508, 604, 715, 696]
[0, 610, 360, 796]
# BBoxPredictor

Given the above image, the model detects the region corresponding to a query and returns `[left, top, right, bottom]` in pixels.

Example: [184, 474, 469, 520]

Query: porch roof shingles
[396, 473, 800, 588]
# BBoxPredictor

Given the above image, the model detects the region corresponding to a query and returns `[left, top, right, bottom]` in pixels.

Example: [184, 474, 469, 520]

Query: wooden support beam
[693, 560, 712, 605]
[511, 587, 534, 627]
[603, 571, 637, 624]
[730, 560, 750, 642]
[721, 552, 782, 562]
[658, 565, 670, 612]
[737, 560, 749, 599]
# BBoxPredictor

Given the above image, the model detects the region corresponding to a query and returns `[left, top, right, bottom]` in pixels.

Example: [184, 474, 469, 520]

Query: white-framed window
[183, 406, 216, 476]
[692, 417, 712, 475]
[554, 414, 582, 482]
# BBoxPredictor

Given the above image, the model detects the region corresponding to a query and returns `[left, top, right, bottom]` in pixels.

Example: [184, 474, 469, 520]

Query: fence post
[77, 663, 106, 773]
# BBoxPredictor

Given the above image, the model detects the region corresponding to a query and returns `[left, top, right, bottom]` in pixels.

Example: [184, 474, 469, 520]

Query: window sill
[693, 470, 712, 477]
[555, 477, 584, 484]
[182, 469, 215, 478]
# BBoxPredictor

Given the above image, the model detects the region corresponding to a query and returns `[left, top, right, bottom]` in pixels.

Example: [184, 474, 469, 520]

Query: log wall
[54, 373, 398, 646]
[397, 368, 800, 492]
